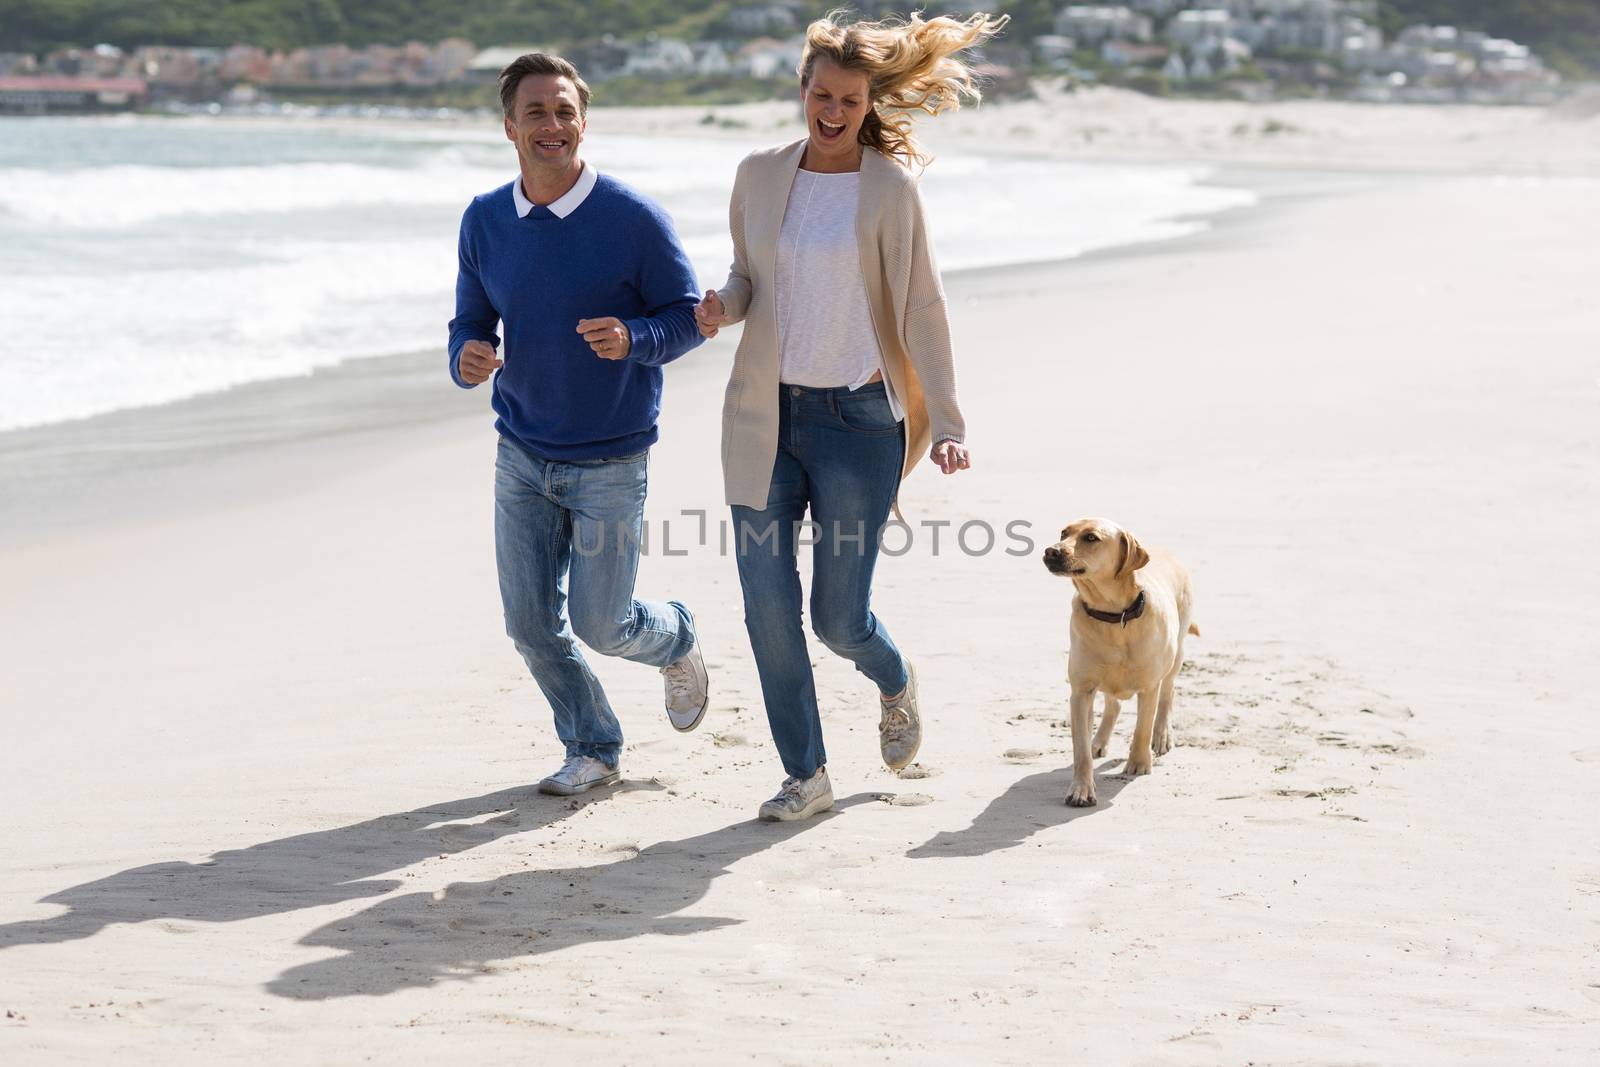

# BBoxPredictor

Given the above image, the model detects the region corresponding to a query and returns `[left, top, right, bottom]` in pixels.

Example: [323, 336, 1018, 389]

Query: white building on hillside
[622, 37, 695, 76]
[1054, 6, 1154, 45]
[1167, 9, 1235, 47]
[733, 37, 804, 79]
[693, 42, 732, 76]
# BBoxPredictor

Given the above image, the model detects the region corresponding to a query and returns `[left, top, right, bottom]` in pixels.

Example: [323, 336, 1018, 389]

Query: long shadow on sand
[906, 761, 1131, 859]
[267, 795, 877, 1000]
[0, 783, 649, 951]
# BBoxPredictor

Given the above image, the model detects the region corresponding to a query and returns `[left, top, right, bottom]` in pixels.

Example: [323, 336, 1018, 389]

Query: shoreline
[55, 84, 1595, 175]
[0, 152, 1293, 550]
[0, 121, 1260, 448]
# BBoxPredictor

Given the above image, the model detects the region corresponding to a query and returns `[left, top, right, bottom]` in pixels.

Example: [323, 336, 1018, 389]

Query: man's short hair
[498, 53, 591, 117]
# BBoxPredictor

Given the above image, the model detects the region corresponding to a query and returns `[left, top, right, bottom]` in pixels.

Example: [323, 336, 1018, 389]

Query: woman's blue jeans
[731, 382, 911, 780]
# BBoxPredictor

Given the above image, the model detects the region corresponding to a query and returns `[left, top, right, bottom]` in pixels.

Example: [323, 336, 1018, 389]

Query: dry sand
[2, 94, 1598, 1062]
[600, 82, 1600, 174]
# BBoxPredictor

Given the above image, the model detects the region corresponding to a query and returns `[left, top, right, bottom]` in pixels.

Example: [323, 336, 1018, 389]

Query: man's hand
[694, 289, 727, 339]
[458, 339, 502, 385]
[577, 317, 631, 360]
[931, 439, 970, 475]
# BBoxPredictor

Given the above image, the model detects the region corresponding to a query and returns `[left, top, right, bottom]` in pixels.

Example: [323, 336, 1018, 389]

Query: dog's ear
[1116, 529, 1150, 579]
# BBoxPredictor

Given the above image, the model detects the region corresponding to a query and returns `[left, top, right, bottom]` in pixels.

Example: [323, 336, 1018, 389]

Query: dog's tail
[1187, 622, 1202, 637]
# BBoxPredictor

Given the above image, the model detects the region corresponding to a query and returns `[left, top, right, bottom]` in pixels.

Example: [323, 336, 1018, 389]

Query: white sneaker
[661, 612, 709, 732]
[757, 767, 834, 822]
[879, 660, 921, 771]
[538, 755, 620, 796]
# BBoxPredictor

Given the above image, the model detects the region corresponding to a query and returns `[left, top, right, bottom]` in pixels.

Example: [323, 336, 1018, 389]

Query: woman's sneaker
[538, 755, 620, 796]
[879, 660, 921, 771]
[757, 767, 834, 822]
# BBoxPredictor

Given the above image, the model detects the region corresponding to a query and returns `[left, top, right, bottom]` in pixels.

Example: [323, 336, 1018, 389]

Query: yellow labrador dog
[1042, 518, 1198, 806]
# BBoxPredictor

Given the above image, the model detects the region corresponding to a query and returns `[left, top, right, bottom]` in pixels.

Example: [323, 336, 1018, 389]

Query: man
[448, 53, 708, 796]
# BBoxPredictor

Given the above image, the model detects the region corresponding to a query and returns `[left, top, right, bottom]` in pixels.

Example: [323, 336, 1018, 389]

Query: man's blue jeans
[494, 437, 694, 767]
[731, 382, 911, 780]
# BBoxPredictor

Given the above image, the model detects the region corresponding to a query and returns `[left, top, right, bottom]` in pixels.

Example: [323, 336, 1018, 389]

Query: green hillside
[0, 0, 746, 54]
[2, 1, 1595, 77]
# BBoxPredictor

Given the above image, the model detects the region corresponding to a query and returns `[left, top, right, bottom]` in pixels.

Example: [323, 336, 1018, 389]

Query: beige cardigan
[714, 140, 965, 510]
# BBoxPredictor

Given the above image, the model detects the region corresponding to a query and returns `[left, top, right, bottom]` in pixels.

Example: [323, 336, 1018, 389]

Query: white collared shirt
[512, 161, 598, 219]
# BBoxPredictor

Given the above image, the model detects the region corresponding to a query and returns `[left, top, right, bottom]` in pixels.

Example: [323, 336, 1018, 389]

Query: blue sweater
[447, 173, 703, 460]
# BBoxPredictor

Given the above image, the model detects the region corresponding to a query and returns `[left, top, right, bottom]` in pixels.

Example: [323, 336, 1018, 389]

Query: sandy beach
[2, 93, 1598, 1063]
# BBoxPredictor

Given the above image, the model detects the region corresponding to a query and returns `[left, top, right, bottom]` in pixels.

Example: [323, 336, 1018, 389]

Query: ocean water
[0, 116, 1254, 432]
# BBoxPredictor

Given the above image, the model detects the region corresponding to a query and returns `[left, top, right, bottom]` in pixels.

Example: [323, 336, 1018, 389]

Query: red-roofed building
[0, 75, 148, 114]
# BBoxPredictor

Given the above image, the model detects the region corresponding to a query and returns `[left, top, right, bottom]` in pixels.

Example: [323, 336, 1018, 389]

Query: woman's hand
[931, 440, 970, 475]
[694, 289, 728, 338]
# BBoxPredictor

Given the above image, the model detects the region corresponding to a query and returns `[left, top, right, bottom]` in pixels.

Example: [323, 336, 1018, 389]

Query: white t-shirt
[774, 169, 904, 420]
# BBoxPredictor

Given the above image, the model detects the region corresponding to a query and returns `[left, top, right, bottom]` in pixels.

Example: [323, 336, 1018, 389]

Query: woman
[695, 11, 1005, 822]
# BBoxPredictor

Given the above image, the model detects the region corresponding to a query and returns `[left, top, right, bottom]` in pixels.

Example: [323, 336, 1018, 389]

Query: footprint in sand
[896, 764, 938, 780]
[877, 793, 935, 807]
[1367, 742, 1425, 759]
[1359, 705, 1415, 720]
[711, 732, 751, 748]
[1003, 748, 1042, 763]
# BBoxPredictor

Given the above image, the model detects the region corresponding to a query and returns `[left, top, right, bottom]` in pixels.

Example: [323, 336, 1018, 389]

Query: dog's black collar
[1082, 591, 1145, 627]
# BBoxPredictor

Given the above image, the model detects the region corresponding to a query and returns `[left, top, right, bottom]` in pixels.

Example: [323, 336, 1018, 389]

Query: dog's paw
[1123, 752, 1153, 776]
[1065, 777, 1097, 807]
[1152, 730, 1173, 757]
[1091, 743, 1108, 759]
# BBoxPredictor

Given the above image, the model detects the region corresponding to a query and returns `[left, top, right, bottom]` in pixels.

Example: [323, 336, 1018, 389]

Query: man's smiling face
[504, 73, 586, 178]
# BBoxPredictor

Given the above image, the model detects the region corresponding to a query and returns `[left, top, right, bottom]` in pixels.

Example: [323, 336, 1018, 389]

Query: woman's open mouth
[815, 118, 846, 142]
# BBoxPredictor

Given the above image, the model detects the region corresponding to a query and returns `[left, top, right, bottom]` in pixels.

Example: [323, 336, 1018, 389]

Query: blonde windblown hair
[799, 9, 1009, 168]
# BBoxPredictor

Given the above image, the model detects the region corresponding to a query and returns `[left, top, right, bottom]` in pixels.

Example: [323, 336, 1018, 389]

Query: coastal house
[43, 45, 128, 78]
[136, 47, 225, 100]
[1360, 24, 1554, 91]
[733, 37, 804, 79]
[1167, 9, 1235, 48]
[218, 45, 273, 84]
[273, 49, 313, 86]
[692, 42, 733, 76]
[622, 36, 696, 77]
[432, 38, 477, 83]
[466, 46, 546, 84]
[129, 46, 211, 89]
[1336, 22, 1385, 68]
[1471, 38, 1545, 82]
[0, 75, 148, 114]
[1215, 36, 1253, 69]
[1054, 7, 1154, 46]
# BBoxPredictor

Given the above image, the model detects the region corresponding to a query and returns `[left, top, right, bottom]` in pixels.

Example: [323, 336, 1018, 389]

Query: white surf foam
[0, 121, 1255, 432]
